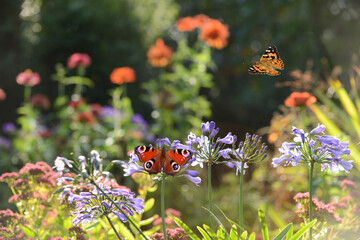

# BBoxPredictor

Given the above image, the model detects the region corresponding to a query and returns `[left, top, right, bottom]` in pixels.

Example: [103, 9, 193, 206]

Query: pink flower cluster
[150, 228, 188, 240]
[153, 208, 182, 226]
[294, 192, 342, 224]
[16, 69, 41, 87]
[67, 53, 91, 69]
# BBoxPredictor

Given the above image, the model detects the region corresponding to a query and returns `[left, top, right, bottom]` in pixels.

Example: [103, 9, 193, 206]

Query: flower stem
[309, 161, 314, 240]
[24, 86, 31, 104]
[208, 161, 214, 229]
[92, 181, 148, 239]
[161, 174, 168, 240]
[105, 214, 122, 240]
[239, 161, 245, 232]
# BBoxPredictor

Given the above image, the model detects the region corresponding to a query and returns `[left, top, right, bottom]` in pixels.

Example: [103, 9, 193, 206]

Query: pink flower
[30, 94, 50, 110]
[165, 208, 181, 217]
[0, 88, 6, 101]
[16, 69, 41, 87]
[67, 53, 91, 69]
[341, 179, 356, 191]
[0, 172, 19, 183]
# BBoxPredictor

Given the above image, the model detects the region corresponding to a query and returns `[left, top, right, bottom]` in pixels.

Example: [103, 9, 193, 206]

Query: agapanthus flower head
[187, 121, 236, 168]
[30, 94, 50, 110]
[284, 92, 317, 107]
[147, 38, 173, 68]
[68, 183, 144, 226]
[110, 67, 136, 85]
[16, 69, 41, 87]
[272, 124, 353, 173]
[0, 88, 6, 101]
[224, 133, 267, 175]
[199, 19, 229, 49]
[67, 53, 91, 69]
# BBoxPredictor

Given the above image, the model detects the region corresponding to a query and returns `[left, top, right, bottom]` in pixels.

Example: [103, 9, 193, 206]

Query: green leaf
[203, 224, 217, 238]
[117, 221, 135, 240]
[62, 76, 94, 87]
[289, 220, 317, 240]
[258, 209, 269, 240]
[20, 225, 36, 238]
[229, 225, 238, 240]
[249, 232, 256, 240]
[85, 221, 100, 230]
[265, 204, 286, 229]
[197, 226, 212, 240]
[144, 198, 155, 212]
[174, 217, 200, 240]
[240, 231, 248, 240]
[217, 225, 226, 240]
[286, 225, 294, 240]
[202, 206, 231, 240]
[143, 226, 161, 236]
[139, 216, 156, 226]
[273, 223, 293, 240]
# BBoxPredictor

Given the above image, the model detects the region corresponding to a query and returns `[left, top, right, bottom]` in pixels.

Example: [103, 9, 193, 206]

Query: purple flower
[273, 124, 352, 174]
[292, 127, 308, 143]
[217, 132, 237, 144]
[219, 148, 232, 159]
[2, 123, 16, 133]
[310, 124, 325, 135]
[100, 106, 115, 118]
[54, 157, 74, 175]
[184, 174, 201, 185]
[156, 138, 171, 149]
[201, 121, 216, 135]
[132, 113, 149, 130]
[70, 184, 144, 226]
[113, 160, 144, 176]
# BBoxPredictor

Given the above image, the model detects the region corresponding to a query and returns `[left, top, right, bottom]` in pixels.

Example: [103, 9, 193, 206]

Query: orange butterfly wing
[164, 149, 192, 176]
[248, 45, 284, 75]
[134, 146, 161, 174]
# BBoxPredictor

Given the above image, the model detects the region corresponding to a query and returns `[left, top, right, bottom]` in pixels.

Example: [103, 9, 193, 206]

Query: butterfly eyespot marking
[181, 149, 191, 157]
[171, 161, 180, 172]
[144, 160, 154, 171]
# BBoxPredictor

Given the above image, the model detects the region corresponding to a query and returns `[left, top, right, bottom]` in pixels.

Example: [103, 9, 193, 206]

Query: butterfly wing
[248, 45, 284, 75]
[134, 146, 161, 174]
[164, 149, 192, 176]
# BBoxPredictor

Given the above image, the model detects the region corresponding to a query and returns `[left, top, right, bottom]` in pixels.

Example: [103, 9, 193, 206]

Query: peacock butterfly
[134, 146, 192, 176]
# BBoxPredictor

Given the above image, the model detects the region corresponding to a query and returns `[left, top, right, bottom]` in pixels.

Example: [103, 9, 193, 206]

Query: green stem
[208, 161, 214, 229]
[92, 181, 148, 239]
[105, 214, 122, 240]
[74, 83, 82, 97]
[161, 174, 168, 240]
[24, 86, 31, 104]
[239, 161, 245, 232]
[309, 161, 314, 240]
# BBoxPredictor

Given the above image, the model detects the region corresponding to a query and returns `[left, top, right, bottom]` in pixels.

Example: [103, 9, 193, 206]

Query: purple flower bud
[310, 124, 325, 135]
[217, 132, 236, 144]
[183, 170, 199, 177]
[184, 174, 201, 185]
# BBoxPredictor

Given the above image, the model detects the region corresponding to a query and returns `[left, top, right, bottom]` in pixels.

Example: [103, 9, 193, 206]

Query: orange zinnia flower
[193, 14, 211, 28]
[147, 39, 173, 68]
[76, 112, 96, 125]
[110, 67, 136, 85]
[176, 16, 197, 32]
[284, 92, 317, 107]
[199, 19, 229, 49]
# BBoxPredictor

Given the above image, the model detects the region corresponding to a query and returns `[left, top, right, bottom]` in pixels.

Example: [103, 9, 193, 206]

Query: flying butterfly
[248, 45, 284, 76]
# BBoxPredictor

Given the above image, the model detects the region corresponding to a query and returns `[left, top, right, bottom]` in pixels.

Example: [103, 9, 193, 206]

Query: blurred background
[1, 0, 360, 236]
